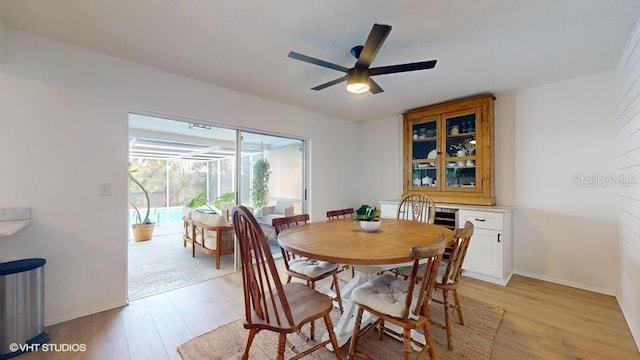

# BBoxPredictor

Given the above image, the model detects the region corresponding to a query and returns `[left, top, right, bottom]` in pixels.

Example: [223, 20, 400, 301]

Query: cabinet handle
[497, 233, 501, 242]
[474, 218, 486, 222]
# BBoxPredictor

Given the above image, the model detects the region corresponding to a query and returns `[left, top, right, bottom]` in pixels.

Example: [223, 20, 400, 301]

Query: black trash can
[0, 258, 48, 359]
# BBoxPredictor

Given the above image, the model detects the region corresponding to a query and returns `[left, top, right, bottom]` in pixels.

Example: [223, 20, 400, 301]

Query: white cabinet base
[459, 208, 512, 286]
[379, 200, 513, 286]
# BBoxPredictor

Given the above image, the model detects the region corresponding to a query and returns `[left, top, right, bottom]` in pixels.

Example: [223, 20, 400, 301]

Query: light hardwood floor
[18, 273, 640, 359]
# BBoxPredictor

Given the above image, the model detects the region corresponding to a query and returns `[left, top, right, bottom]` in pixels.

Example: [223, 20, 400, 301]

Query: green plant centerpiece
[129, 168, 155, 241]
[355, 204, 382, 232]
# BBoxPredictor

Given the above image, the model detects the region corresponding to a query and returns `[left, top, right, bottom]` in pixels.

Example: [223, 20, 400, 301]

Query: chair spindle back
[441, 221, 474, 285]
[326, 208, 356, 220]
[406, 235, 446, 319]
[232, 205, 294, 329]
[397, 193, 436, 224]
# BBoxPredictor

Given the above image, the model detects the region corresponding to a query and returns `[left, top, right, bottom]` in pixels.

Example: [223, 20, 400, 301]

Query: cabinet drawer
[459, 210, 504, 231]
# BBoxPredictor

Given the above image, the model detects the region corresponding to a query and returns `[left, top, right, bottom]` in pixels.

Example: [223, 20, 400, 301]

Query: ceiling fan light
[347, 69, 370, 94]
[346, 81, 370, 94]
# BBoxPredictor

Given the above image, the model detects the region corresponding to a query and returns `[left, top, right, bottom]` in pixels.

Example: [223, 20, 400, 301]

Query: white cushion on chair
[289, 258, 338, 278]
[352, 274, 419, 318]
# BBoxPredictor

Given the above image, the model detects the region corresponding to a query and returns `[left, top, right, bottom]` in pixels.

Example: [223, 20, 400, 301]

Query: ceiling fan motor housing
[350, 45, 364, 59]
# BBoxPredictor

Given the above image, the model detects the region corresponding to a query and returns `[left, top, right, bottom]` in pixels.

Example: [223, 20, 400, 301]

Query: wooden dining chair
[347, 235, 446, 360]
[432, 220, 474, 350]
[385, 193, 437, 278]
[326, 208, 355, 219]
[232, 206, 342, 360]
[396, 193, 436, 224]
[392, 221, 474, 350]
[272, 214, 344, 340]
[326, 208, 356, 280]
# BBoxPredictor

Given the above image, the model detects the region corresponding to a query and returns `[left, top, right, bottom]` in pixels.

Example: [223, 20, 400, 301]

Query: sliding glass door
[238, 131, 306, 224]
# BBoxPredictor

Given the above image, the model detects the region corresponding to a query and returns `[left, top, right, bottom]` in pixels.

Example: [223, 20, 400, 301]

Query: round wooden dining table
[278, 218, 453, 264]
[278, 217, 454, 347]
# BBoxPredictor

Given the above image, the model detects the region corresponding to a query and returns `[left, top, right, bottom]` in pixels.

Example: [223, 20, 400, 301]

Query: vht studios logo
[9, 343, 87, 353]
[572, 173, 638, 187]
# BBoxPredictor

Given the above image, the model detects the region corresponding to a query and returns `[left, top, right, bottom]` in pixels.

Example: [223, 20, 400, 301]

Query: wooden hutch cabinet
[403, 94, 496, 205]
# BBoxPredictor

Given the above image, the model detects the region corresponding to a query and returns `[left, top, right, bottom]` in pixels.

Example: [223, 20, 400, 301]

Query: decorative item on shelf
[412, 129, 418, 140]
[413, 170, 421, 185]
[463, 137, 476, 155]
[355, 204, 381, 232]
[422, 175, 433, 186]
[418, 128, 426, 139]
[427, 149, 437, 166]
[426, 129, 434, 137]
[465, 120, 473, 133]
[456, 149, 467, 157]
[447, 167, 460, 186]
[448, 143, 462, 157]
[450, 125, 460, 135]
[466, 160, 475, 167]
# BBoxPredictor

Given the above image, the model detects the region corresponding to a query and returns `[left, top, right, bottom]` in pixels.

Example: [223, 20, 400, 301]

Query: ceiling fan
[288, 23, 437, 94]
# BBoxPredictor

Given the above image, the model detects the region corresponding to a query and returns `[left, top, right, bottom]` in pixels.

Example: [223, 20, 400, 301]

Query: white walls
[0, 29, 361, 220]
[0, 73, 129, 325]
[513, 71, 617, 294]
[357, 115, 403, 206]
[494, 92, 515, 206]
[616, 17, 640, 350]
[0, 21, 5, 63]
[0, 29, 359, 325]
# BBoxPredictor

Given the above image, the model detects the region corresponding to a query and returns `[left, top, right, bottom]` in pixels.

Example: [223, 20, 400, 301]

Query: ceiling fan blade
[311, 75, 347, 90]
[369, 60, 437, 76]
[369, 78, 384, 94]
[288, 51, 350, 73]
[356, 24, 392, 68]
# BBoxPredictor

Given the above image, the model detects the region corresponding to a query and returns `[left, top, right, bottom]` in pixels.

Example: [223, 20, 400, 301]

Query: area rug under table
[177, 295, 504, 359]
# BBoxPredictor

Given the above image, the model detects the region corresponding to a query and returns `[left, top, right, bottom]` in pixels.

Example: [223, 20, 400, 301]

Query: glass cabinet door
[444, 110, 478, 190]
[410, 117, 439, 190]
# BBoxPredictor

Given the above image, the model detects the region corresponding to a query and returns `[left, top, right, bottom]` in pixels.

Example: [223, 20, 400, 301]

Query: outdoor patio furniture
[255, 199, 294, 227]
[183, 208, 235, 269]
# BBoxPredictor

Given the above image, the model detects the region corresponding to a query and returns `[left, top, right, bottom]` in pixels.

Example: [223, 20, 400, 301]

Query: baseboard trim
[45, 299, 128, 327]
[461, 269, 511, 286]
[513, 270, 616, 296]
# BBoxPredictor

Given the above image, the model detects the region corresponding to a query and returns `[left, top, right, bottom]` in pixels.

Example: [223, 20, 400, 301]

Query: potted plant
[251, 158, 270, 213]
[213, 192, 235, 211]
[355, 204, 381, 232]
[129, 169, 155, 241]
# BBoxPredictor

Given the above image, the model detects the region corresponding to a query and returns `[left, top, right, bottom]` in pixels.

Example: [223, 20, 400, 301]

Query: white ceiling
[1, 0, 639, 122]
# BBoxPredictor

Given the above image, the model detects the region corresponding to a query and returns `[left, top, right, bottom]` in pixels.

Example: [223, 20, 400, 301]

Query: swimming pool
[129, 206, 184, 225]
